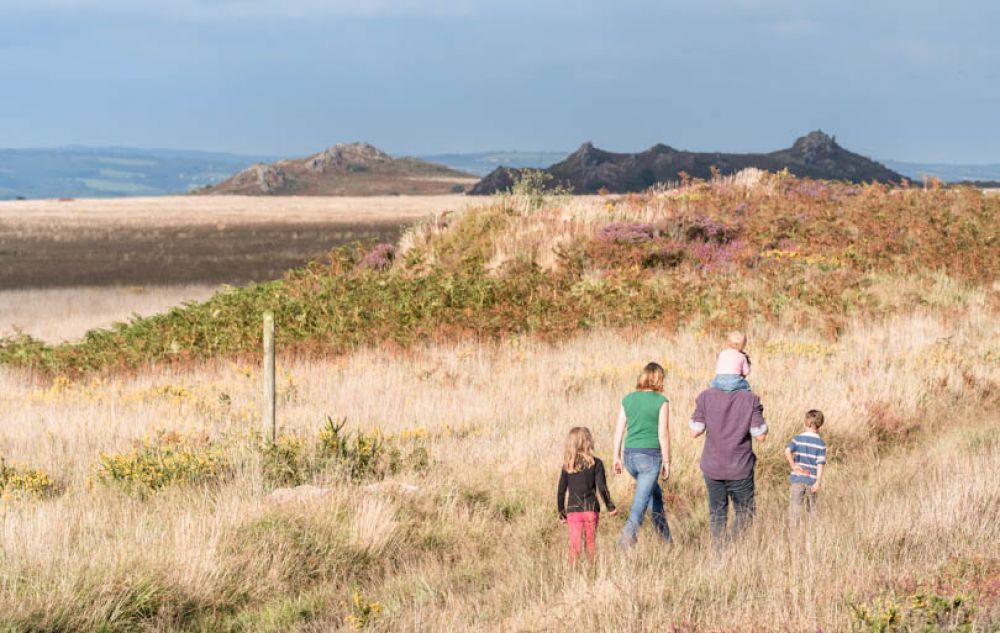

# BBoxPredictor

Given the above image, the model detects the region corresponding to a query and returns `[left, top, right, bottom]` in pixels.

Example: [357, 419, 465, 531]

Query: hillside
[202, 143, 477, 196]
[470, 131, 905, 194]
[0, 146, 269, 200]
[884, 159, 1000, 183]
[2, 172, 996, 374]
[418, 150, 567, 176]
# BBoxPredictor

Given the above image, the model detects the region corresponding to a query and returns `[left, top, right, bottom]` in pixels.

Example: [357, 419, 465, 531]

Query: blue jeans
[619, 450, 672, 546]
[704, 472, 755, 546]
[711, 374, 751, 392]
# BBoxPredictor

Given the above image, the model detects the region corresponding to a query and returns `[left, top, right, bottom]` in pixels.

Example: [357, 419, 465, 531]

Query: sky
[0, 0, 998, 163]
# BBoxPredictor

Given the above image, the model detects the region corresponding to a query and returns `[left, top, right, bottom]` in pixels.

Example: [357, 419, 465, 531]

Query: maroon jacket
[689, 388, 768, 480]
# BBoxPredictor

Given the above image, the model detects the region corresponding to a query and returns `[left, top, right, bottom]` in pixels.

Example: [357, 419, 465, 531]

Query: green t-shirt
[623, 390, 668, 449]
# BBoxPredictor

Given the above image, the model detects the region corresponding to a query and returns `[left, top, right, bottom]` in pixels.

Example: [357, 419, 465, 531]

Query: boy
[785, 409, 827, 523]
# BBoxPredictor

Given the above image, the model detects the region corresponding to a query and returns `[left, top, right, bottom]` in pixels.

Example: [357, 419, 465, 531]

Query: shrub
[346, 587, 382, 630]
[359, 243, 395, 271]
[0, 457, 57, 500]
[260, 434, 312, 487]
[94, 431, 231, 496]
[865, 401, 920, 450]
[260, 418, 428, 487]
[850, 592, 977, 632]
[596, 222, 655, 244]
[510, 169, 553, 212]
[319, 417, 402, 481]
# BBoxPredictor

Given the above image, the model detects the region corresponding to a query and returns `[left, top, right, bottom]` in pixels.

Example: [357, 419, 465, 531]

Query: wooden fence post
[263, 311, 276, 443]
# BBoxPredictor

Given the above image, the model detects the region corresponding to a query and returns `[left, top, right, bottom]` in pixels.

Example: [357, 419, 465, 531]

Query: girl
[612, 362, 673, 546]
[557, 427, 617, 563]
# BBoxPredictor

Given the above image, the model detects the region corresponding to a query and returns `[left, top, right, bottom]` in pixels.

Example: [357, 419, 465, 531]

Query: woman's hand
[613, 459, 623, 475]
[660, 462, 670, 481]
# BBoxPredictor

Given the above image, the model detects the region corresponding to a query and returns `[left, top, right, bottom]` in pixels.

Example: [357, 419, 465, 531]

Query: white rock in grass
[264, 484, 332, 506]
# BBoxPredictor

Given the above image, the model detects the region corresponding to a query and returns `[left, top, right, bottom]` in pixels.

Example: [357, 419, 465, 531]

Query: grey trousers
[789, 483, 817, 523]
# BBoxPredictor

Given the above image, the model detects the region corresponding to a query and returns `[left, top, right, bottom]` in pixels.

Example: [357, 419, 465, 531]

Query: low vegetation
[0, 458, 57, 500]
[0, 175, 996, 631]
[2, 174, 997, 374]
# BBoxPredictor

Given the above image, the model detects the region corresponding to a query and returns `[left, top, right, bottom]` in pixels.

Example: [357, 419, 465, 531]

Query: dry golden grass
[0, 194, 473, 229]
[0, 285, 220, 343]
[1, 291, 997, 630]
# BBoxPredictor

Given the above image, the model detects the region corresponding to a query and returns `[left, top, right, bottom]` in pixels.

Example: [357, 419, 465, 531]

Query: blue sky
[1, 0, 997, 162]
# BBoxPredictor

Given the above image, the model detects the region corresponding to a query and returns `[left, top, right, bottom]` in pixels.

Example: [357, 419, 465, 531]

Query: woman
[612, 362, 672, 546]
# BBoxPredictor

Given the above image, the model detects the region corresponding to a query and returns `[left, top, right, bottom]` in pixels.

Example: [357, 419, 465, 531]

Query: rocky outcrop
[306, 143, 391, 173]
[469, 131, 905, 195]
[220, 163, 288, 195]
[203, 143, 475, 196]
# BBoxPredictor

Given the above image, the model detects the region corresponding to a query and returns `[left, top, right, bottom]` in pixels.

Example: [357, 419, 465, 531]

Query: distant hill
[418, 151, 567, 176]
[202, 143, 477, 196]
[0, 147, 270, 200]
[470, 131, 905, 195]
[882, 160, 1000, 183]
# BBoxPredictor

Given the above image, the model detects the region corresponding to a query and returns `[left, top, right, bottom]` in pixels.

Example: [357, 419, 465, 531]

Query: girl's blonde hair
[636, 362, 665, 392]
[563, 427, 596, 473]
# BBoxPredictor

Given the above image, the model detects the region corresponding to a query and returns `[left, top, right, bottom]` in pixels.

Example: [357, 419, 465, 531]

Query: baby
[710, 331, 751, 392]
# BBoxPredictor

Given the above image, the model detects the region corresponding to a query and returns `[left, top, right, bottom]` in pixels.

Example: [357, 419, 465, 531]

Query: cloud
[0, 0, 482, 20]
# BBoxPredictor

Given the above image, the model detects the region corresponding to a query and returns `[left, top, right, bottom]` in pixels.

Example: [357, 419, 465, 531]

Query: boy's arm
[785, 444, 808, 477]
[811, 444, 827, 492]
[784, 446, 796, 469]
[557, 470, 568, 520]
[612, 406, 627, 474]
[810, 463, 824, 493]
[689, 392, 706, 438]
[596, 460, 616, 514]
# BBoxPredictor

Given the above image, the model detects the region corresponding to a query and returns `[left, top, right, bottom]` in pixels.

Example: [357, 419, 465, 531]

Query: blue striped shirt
[787, 431, 827, 485]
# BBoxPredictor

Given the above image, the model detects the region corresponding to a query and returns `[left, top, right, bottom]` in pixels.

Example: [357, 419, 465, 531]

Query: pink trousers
[567, 511, 599, 562]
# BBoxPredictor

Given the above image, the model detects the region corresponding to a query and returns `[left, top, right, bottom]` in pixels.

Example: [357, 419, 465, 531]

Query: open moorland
[0, 174, 998, 632]
[0, 195, 471, 289]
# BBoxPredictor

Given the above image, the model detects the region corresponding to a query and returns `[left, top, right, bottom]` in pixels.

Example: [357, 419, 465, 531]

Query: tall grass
[0, 302, 997, 631]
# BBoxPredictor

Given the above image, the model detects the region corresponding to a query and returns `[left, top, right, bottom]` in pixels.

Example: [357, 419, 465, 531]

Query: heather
[2, 173, 996, 374]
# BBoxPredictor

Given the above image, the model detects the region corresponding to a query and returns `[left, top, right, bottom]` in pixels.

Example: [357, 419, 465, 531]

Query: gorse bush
[262, 417, 430, 487]
[1, 176, 997, 374]
[94, 431, 231, 496]
[850, 592, 977, 633]
[0, 457, 56, 500]
[346, 587, 383, 630]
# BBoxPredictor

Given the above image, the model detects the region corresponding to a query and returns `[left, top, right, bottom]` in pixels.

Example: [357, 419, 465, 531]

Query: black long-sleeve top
[557, 458, 615, 519]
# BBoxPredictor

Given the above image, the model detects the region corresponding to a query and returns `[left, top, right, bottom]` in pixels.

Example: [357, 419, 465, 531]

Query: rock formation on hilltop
[469, 131, 905, 195]
[203, 142, 476, 196]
